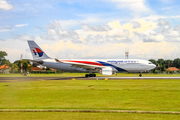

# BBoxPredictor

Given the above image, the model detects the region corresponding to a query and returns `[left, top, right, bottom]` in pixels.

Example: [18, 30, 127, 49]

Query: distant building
[51, 68, 56, 72]
[166, 67, 179, 72]
[0, 64, 11, 74]
[30, 67, 56, 73]
[31, 67, 46, 72]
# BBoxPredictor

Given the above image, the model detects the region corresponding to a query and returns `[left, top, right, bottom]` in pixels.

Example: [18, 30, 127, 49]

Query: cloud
[0, 29, 9, 32]
[41, 19, 134, 45]
[0, 0, 13, 10]
[131, 21, 141, 29]
[165, 30, 179, 37]
[108, 29, 130, 38]
[15, 24, 28, 27]
[3, 38, 180, 62]
[143, 33, 165, 42]
[36, 39, 180, 60]
[57, 29, 82, 43]
[4, 17, 180, 63]
[41, 20, 82, 43]
[81, 24, 111, 31]
[107, 0, 151, 15]
[83, 35, 116, 45]
[128, 18, 180, 43]
[163, 29, 180, 42]
[40, 34, 55, 41]
[3, 0, 180, 62]
[157, 19, 170, 26]
[0, 39, 32, 62]
[0, 26, 12, 32]
[14, 34, 35, 41]
[42, 19, 166, 44]
[174, 25, 180, 31]
[170, 15, 180, 19]
[35, 26, 42, 29]
[58, 20, 80, 30]
[48, 20, 61, 29]
[143, 15, 166, 21]
[33, 18, 180, 45]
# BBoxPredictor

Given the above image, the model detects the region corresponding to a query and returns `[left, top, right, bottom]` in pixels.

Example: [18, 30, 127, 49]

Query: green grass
[1, 79, 180, 119]
[0, 112, 180, 120]
[1, 79, 180, 111]
[1, 72, 180, 77]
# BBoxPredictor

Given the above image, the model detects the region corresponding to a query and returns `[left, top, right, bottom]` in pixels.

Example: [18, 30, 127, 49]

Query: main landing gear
[85, 73, 96, 77]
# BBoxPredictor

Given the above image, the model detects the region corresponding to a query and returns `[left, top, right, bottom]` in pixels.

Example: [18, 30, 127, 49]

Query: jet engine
[101, 67, 113, 75]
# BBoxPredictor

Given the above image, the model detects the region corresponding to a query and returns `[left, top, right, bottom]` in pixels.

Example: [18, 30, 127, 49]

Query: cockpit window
[148, 62, 152, 64]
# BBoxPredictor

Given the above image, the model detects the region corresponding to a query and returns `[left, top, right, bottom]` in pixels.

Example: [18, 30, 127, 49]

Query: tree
[46, 67, 51, 71]
[4, 59, 11, 66]
[13, 60, 31, 72]
[0, 51, 8, 65]
[149, 59, 158, 66]
[13, 60, 21, 71]
[165, 59, 173, 68]
[10, 64, 18, 73]
[153, 69, 158, 73]
[23, 60, 29, 72]
[157, 58, 165, 66]
[173, 58, 180, 68]
[149, 59, 158, 73]
[161, 65, 166, 72]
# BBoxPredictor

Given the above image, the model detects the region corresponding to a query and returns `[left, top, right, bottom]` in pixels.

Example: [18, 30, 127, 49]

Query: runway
[1, 76, 180, 82]
[97, 77, 180, 79]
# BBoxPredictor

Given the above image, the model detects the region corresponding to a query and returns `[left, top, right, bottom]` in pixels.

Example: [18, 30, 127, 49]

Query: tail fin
[27, 40, 51, 60]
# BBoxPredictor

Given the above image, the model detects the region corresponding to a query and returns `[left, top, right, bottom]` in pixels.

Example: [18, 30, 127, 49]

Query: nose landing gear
[139, 73, 142, 77]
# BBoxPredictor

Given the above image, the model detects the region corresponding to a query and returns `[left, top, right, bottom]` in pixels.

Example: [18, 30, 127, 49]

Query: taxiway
[1, 77, 180, 82]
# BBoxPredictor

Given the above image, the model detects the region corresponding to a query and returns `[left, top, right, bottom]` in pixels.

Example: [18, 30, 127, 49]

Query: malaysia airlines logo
[31, 47, 43, 57]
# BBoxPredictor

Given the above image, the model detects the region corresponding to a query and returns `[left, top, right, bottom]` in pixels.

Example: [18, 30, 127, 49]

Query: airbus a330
[26, 41, 156, 77]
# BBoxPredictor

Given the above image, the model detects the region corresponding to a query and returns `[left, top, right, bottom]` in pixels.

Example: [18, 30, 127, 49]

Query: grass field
[1, 79, 180, 111]
[1, 77, 180, 119]
[1, 72, 180, 77]
[0, 112, 180, 120]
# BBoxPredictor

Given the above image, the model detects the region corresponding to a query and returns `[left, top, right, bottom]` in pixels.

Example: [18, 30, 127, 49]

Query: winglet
[55, 58, 62, 62]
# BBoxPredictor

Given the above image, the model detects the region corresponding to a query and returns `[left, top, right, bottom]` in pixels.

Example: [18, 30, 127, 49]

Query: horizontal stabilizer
[23, 59, 43, 65]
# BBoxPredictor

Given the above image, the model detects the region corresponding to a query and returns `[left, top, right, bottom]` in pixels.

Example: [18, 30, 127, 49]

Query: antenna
[20, 54, 23, 75]
[125, 48, 129, 59]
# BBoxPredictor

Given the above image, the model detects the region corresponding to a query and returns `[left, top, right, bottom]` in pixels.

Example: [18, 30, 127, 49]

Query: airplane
[26, 40, 156, 77]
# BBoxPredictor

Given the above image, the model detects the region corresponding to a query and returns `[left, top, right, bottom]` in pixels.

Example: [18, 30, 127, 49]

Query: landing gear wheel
[93, 74, 96, 77]
[139, 74, 142, 77]
[89, 74, 93, 77]
[85, 74, 89, 77]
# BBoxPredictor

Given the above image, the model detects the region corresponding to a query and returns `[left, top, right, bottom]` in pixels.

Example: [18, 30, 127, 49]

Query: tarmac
[1, 77, 180, 82]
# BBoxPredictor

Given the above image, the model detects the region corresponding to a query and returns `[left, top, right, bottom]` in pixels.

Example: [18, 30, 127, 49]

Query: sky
[1, 0, 180, 62]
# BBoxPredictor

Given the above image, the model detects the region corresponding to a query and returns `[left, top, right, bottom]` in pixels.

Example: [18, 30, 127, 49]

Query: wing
[55, 58, 104, 70]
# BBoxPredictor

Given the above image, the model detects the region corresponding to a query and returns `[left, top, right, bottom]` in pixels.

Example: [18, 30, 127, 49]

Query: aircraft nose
[152, 64, 156, 69]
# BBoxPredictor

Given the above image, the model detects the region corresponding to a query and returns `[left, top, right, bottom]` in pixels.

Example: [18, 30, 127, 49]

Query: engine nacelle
[102, 67, 113, 75]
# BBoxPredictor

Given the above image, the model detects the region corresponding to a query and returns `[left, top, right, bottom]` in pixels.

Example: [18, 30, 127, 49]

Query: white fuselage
[27, 41, 156, 76]
[40, 58, 156, 73]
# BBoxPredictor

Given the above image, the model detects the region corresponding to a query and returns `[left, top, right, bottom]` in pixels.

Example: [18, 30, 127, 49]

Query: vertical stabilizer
[27, 40, 51, 60]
